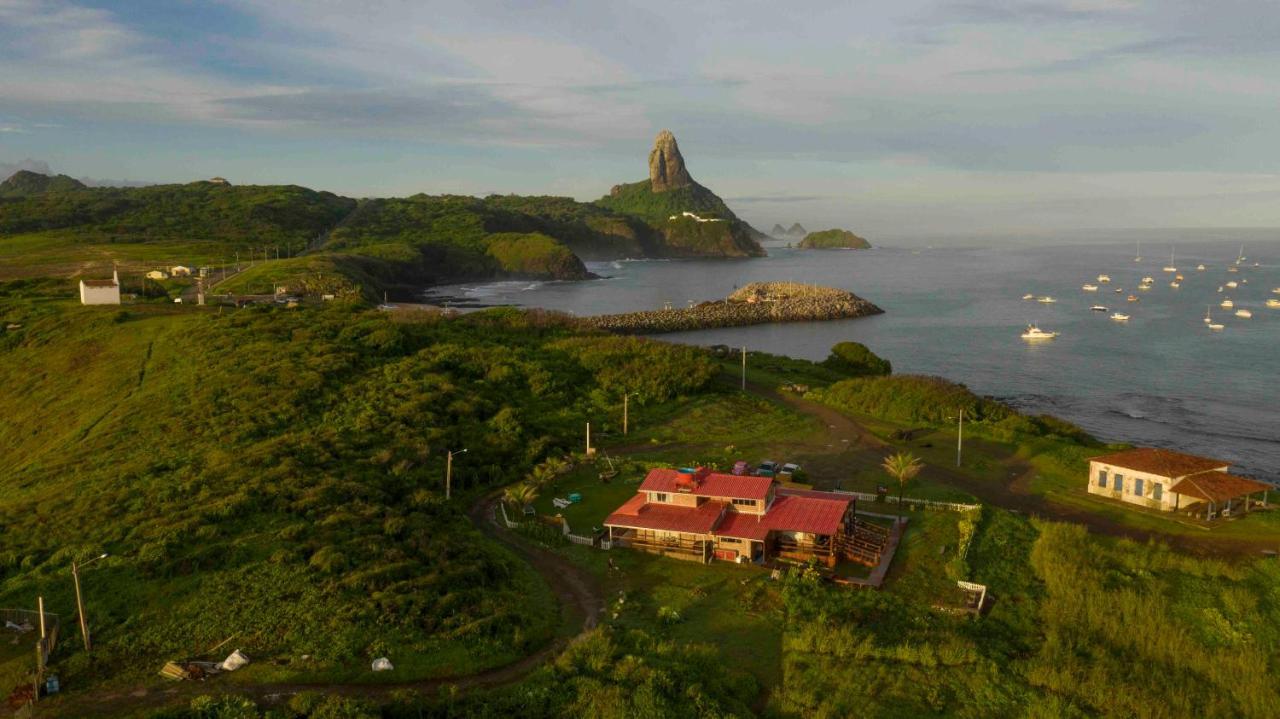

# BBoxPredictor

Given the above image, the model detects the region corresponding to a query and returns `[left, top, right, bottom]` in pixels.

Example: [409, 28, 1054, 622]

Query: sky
[2, 0, 1280, 238]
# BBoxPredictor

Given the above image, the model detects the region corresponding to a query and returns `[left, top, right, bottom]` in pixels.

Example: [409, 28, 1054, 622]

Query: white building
[170, 266, 192, 277]
[1088, 448, 1270, 519]
[79, 269, 121, 305]
[146, 270, 169, 280]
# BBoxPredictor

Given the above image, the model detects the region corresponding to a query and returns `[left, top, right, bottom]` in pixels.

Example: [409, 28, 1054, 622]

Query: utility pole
[741, 346, 747, 391]
[71, 553, 108, 653]
[956, 408, 964, 467]
[623, 394, 630, 435]
[586, 422, 593, 457]
[446, 448, 467, 500]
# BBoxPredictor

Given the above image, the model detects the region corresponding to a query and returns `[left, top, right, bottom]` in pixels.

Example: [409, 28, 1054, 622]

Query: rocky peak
[648, 129, 693, 193]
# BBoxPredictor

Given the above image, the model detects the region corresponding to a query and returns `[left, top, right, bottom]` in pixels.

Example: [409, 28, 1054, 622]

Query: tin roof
[639, 467, 773, 501]
[604, 493, 728, 535]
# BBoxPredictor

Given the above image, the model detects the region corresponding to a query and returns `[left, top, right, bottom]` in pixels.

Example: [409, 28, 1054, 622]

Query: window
[1153, 482, 1163, 502]
[654, 493, 668, 503]
[1097, 469, 1108, 487]
[720, 537, 741, 544]
[732, 498, 756, 507]
[1114, 473, 1124, 491]
[1134, 478, 1144, 497]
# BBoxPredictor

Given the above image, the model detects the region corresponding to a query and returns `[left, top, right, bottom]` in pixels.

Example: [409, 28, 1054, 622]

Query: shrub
[823, 341, 892, 376]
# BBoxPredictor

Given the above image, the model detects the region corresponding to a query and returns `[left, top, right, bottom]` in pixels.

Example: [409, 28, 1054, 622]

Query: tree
[823, 341, 891, 377]
[504, 482, 539, 511]
[881, 451, 923, 509]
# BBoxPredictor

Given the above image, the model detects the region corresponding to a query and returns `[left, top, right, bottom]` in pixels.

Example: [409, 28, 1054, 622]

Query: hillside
[798, 228, 871, 249]
[1, 135, 767, 295]
[593, 130, 765, 258]
[0, 300, 719, 701]
[0, 170, 87, 197]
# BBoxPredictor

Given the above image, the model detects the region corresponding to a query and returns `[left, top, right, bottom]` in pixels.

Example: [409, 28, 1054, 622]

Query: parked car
[756, 460, 778, 477]
[732, 460, 750, 476]
[779, 463, 802, 479]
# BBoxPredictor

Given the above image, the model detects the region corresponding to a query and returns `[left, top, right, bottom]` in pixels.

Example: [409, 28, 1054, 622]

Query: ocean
[429, 236, 1280, 481]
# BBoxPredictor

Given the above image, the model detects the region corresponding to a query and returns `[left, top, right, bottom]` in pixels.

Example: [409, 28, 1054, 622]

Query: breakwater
[579, 281, 883, 334]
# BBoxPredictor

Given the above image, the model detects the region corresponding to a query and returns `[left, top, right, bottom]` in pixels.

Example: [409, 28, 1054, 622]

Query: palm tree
[881, 451, 923, 510]
[504, 482, 539, 513]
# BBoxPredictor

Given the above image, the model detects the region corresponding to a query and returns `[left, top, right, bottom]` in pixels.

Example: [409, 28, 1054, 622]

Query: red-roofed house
[605, 467, 887, 566]
[1088, 448, 1271, 519]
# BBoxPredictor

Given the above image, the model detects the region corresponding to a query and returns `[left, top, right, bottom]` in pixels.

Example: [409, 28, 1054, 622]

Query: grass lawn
[0, 638, 34, 699]
[528, 463, 645, 533]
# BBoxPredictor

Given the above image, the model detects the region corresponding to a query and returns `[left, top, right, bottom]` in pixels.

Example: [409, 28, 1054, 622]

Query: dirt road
[41, 495, 602, 717]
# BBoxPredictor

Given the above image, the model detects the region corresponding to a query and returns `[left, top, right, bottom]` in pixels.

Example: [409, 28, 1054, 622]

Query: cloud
[726, 194, 831, 204]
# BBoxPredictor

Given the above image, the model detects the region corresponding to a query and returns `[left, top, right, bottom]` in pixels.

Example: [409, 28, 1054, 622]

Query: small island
[580, 281, 882, 334]
[798, 228, 871, 250]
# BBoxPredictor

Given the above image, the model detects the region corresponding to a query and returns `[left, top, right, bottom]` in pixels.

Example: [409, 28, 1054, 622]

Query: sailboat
[1236, 244, 1246, 265]
[1204, 305, 1212, 324]
[1162, 246, 1177, 273]
[1134, 240, 1142, 262]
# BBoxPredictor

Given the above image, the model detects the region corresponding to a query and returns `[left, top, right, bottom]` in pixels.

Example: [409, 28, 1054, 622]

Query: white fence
[498, 501, 597, 546]
[835, 490, 980, 514]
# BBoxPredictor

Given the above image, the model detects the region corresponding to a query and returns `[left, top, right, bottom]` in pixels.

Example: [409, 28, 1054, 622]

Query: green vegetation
[485, 233, 589, 279]
[798, 228, 871, 249]
[0, 302, 720, 699]
[594, 180, 764, 257]
[809, 374, 1097, 445]
[822, 341, 892, 376]
[0, 170, 87, 197]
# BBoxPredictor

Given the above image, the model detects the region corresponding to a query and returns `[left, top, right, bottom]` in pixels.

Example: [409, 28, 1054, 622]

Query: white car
[779, 463, 802, 478]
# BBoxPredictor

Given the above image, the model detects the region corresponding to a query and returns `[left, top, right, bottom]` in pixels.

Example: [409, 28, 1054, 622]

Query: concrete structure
[1088, 448, 1270, 519]
[170, 266, 192, 277]
[604, 467, 889, 566]
[78, 269, 121, 305]
[146, 270, 168, 280]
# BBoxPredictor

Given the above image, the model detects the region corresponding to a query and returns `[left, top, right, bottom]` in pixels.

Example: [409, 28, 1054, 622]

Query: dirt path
[41, 495, 602, 717]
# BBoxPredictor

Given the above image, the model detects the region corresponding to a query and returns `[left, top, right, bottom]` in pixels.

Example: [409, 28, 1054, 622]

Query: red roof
[604, 493, 728, 534]
[639, 467, 774, 501]
[1170, 472, 1271, 504]
[81, 279, 118, 288]
[764, 490, 853, 536]
[1091, 448, 1228, 478]
[714, 510, 772, 541]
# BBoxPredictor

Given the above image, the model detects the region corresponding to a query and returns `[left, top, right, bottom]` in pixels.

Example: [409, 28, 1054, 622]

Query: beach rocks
[580, 282, 883, 334]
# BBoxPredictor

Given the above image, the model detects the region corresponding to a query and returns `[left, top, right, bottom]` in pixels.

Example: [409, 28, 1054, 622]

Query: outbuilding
[79, 269, 121, 305]
[1088, 448, 1270, 520]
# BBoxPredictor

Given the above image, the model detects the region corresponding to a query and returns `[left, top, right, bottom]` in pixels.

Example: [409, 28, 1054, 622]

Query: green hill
[0, 301, 719, 697]
[0, 170, 87, 197]
[798, 228, 871, 249]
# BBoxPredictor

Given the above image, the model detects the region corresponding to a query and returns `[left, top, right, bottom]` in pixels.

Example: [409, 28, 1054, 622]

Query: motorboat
[1209, 323, 1224, 331]
[1226, 280, 1238, 289]
[1021, 324, 1059, 340]
[1022, 293, 1036, 300]
[1097, 274, 1111, 283]
[1217, 286, 1224, 293]
[1082, 284, 1099, 292]
[1127, 294, 1139, 302]
[1196, 264, 1206, 271]
[1236, 309, 1252, 319]
[1221, 298, 1235, 309]
[1111, 313, 1130, 322]
[1273, 288, 1280, 295]
[1267, 298, 1280, 308]
[1170, 281, 1180, 288]
[1175, 273, 1184, 280]
[1142, 276, 1155, 284]
[1091, 305, 1109, 312]
[1227, 265, 1239, 273]
[1114, 288, 1124, 293]
[1037, 296, 1057, 304]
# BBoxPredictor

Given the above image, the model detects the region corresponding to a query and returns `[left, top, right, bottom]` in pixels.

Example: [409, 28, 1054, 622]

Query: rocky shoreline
[579, 281, 883, 334]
